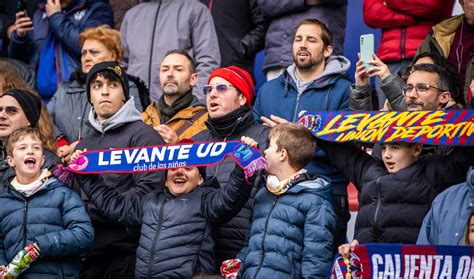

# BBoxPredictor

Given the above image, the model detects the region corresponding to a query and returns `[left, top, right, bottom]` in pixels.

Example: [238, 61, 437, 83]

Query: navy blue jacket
[0, 176, 93, 278]
[237, 174, 336, 279]
[254, 59, 351, 195]
[8, 0, 113, 89]
[417, 167, 474, 245]
[318, 139, 474, 244]
[78, 167, 252, 278]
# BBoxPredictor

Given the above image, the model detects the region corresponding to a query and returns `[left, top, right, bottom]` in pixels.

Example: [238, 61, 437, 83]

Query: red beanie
[208, 66, 254, 106]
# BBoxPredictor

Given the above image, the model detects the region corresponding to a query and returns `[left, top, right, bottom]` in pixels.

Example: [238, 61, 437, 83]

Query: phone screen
[360, 34, 374, 70]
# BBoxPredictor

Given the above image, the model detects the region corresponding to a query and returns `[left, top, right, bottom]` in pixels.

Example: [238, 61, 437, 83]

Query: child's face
[469, 215, 474, 246]
[264, 136, 282, 176]
[166, 167, 203, 196]
[7, 135, 45, 184]
[381, 143, 421, 173]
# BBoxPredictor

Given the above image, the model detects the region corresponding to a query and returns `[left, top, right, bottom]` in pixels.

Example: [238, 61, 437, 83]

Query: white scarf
[11, 169, 51, 197]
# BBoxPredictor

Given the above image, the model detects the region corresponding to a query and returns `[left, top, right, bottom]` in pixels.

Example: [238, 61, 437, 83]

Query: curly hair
[79, 25, 124, 62]
[0, 61, 57, 153]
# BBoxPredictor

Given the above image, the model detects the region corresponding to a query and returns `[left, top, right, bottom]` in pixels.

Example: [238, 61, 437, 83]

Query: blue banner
[298, 110, 474, 145]
[66, 141, 267, 180]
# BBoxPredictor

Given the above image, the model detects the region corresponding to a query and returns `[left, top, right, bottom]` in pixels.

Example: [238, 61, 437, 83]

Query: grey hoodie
[88, 97, 142, 134]
[288, 55, 351, 94]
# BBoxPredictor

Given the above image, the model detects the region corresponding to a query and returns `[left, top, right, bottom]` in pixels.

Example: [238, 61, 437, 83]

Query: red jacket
[363, 0, 454, 61]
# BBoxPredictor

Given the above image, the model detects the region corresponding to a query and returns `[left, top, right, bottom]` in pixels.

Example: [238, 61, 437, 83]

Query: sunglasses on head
[203, 83, 235, 95]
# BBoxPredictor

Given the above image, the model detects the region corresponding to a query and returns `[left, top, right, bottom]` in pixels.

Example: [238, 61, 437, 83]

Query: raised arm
[76, 174, 145, 226]
[202, 166, 254, 225]
[316, 139, 376, 191]
[48, 2, 114, 59]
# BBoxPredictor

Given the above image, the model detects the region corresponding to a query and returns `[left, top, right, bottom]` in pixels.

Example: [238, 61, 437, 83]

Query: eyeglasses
[402, 83, 447, 95]
[203, 83, 235, 95]
[0, 106, 20, 116]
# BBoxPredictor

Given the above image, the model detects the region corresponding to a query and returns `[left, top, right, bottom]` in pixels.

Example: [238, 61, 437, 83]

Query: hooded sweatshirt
[76, 97, 165, 257]
[253, 55, 352, 195]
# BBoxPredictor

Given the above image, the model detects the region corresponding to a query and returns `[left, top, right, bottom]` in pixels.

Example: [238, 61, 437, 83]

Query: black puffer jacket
[78, 167, 252, 278]
[199, 0, 267, 77]
[318, 139, 474, 244]
[193, 108, 269, 266]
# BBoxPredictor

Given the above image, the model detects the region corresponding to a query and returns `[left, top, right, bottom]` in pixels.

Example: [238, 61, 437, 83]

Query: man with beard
[253, 18, 352, 253]
[404, 63, 453, 111]
[142, 50, 208, 143]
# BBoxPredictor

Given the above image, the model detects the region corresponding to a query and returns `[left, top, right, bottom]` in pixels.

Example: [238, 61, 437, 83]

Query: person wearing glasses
[142, 49, 208, 144]
[403, 63, 456, 111]
[193, 65, 269, 271]
[0, 89, 60, 190]
[350, 53, 465, 112]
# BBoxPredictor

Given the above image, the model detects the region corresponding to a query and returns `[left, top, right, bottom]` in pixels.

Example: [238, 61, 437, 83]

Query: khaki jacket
[142, 102, 208, 140]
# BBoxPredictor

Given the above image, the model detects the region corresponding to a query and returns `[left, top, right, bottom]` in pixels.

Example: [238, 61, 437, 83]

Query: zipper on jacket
[373, 177, 382, 241]
[291, 92, 303, 122]
[400, 28, 406, 60]
[147, 1, 162, 92]
[23, 199, 28, 247]
[253, 195, 278, 279]
[147, 198, 168, 278]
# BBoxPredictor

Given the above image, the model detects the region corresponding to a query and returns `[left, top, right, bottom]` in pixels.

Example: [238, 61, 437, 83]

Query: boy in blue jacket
[72, 139, 257, 278]
[236, 123, 336, 279]
[0, 127, 93, 278]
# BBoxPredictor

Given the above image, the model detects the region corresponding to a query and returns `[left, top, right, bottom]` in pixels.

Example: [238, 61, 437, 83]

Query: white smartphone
[360, 34, 375, 70]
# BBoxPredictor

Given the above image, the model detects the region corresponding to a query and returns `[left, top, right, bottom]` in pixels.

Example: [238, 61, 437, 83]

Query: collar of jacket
[205, 106, 254, 140]
[88, 97, 142, 133]
[2, 175, 62, 200]
[432, 14, 464, 57]
[280, 57, 351, 96]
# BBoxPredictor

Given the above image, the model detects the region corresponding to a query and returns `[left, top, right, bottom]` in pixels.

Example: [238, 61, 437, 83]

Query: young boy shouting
[0, 128, 93, 278]
[237, 123, 336, 278]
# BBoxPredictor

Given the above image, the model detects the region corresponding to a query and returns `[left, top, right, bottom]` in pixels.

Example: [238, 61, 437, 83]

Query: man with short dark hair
[75, 61, 165, 279]
[404, 63, 454, 111]
[142, 49, 208, 144]
[253, 18, 352, 252]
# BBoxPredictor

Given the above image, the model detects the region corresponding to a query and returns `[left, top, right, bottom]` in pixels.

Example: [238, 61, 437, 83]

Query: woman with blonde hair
[0, 60, 57, 153]
[47, 25, 149, 163]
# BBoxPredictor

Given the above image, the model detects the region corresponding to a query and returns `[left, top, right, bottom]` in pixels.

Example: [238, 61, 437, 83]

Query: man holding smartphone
[7, 0, 113, 103]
